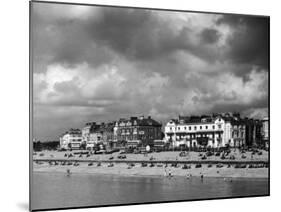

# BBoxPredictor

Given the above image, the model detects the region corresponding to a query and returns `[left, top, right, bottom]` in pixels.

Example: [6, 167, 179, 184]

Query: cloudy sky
[32, 2, 269, 141]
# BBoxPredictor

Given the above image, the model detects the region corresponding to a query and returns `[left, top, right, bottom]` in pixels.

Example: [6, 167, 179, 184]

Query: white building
[60, 128, 82, 150]
[164, 115, 245, 148]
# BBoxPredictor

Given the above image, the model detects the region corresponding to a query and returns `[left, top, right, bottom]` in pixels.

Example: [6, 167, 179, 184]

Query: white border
[1, 0, 279, 212]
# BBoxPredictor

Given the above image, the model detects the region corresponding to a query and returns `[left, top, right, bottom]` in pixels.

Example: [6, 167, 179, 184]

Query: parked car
[195, 164, 202, 168]
[141, 163, 148, 167]
[117, 155, 127, 159]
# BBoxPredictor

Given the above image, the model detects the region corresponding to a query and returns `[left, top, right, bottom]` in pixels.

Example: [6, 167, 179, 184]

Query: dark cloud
[33, 4, 221, 69]
[32, 3, 269, 141]
[200, 28, 221, 44]
[84, 9, 220, 62]
[217, 15, 269, 71]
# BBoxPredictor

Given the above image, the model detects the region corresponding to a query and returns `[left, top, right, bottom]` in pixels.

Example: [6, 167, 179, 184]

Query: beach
[32, 149, 269, 210]
[33, 149, 269, 161]
[33, 150, 269, 178]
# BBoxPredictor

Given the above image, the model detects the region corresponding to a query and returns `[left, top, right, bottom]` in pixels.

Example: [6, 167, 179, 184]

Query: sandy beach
[33, 161, 268, 178]
[33, 150, 269, 178]
[33, 149, 269, 162]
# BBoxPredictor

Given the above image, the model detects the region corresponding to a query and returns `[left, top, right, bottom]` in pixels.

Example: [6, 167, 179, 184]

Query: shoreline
[33, 162, 268, 179]
[33, 169, 269, 181]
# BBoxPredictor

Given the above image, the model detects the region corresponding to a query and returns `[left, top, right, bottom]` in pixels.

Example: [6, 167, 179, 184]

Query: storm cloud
[31, 2, 269, 141]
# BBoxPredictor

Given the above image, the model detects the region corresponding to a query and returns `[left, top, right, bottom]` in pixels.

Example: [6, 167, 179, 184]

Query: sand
[33, 162, 268, 178]
[32, 150, 268, 178]
[33, 149, 269, 162]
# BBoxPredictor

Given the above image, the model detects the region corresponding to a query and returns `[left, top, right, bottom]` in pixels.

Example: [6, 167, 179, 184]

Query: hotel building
[114, 116, 162, 147]
[59, 128, 83, 149]
[82, 122, 114, 149]
[164, 113, 246, 148]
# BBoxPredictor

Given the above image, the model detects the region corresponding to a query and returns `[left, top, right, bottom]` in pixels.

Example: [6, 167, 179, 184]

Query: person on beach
[200, 172, 204, 180]
[66, 169, 71, 177]
[168, 169, 173, 178]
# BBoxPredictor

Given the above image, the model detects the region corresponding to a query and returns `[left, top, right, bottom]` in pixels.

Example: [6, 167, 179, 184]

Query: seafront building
[59, 128, 82, 149]
[81, 122, 114, 149]
[261, 117, 269, 148]
[164, 113, 263, 148]
[113, 116, 162, 147]
[165, 115, 234, 148]
[59, 113, 266, 150]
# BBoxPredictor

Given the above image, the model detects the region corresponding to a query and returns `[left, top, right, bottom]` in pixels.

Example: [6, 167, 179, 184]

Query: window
[178, 127, 180, 130]
[200, 126, 202, 129]
[212, 125, 215, 129]
[189, 126, 191, 130]
[206, 126, 208, 129]
[194, 126, 197, 130]
[170, 127, 172, 130]
[184, 127, 186, 130]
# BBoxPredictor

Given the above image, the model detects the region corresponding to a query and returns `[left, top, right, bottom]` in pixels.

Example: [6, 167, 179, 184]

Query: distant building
[60, 128, 82, 150]
[231, 119, 246, 148]
[81, 122, 114, 149]
[165, 115, 232, 148]
[242, 118, 263, 147]
[114, 116, 162, 147]
[164, 113, 250, 148]
[261, 117, 269, 148]
[99, 123, 115, 148]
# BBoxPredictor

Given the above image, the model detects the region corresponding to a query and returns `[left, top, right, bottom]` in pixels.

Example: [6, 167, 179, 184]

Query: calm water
[31, 172, 268, 210]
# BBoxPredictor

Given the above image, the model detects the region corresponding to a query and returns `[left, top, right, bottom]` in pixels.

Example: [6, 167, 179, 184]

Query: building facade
[60, 128, 82, 150]
[114, 116, 162, 147]
[261, 117, 269, 148]
[164, 113, 248, 148]
[82, 122, 114, 149]
[243, 118, 263, 147]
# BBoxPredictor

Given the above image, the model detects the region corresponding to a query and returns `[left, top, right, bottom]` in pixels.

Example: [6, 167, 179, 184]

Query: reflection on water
[31, 172, 268, 210]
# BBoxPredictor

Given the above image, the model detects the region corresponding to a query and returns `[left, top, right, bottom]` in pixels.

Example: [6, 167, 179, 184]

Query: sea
[31, 172, 269, 210]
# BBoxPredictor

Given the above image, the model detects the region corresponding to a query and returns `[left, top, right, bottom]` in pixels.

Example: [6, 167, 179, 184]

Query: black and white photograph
[30, 1, 269, 211]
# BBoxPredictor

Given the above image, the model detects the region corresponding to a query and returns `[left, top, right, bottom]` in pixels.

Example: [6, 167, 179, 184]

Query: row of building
[59, 113, 269, 150]
[165, 113, 269, 149]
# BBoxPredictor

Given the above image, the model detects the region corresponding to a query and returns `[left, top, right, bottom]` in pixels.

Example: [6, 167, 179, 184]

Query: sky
[31, 2, 269, 141]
